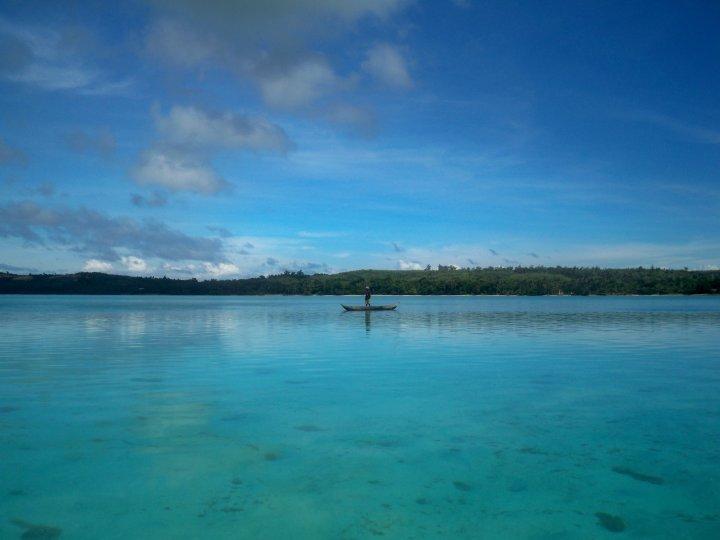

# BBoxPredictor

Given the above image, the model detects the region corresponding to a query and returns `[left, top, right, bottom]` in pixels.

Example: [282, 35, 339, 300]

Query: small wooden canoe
[342, 304, 397, 311]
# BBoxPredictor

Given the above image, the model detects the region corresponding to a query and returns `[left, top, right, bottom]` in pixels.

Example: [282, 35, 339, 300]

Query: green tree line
[1, 266, 719, 295]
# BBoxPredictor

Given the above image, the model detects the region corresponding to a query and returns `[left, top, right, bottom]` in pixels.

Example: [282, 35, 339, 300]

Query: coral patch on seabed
[611, 466, 664, 485]
[595, 512, 626, 532]
[10, 518, 62, 539]
[453, 481, 472, 492]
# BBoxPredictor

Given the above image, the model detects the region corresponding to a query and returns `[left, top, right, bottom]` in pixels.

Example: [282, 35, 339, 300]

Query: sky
[1, 0, 719, 278]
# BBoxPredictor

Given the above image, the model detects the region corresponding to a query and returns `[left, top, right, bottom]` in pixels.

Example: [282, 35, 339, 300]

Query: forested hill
[2, 267, 719, 295]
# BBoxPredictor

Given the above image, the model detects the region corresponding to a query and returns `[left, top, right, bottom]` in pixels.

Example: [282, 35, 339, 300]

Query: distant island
[2, 266, 719, 295]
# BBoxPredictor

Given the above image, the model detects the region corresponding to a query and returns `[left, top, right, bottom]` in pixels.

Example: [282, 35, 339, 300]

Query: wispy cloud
[628, 111, 720, 145]
[0, 200, 224, 262]
[0, 18, 132, 95]
[362, 43, 412, 89]
[207, 226, 233, 238]
[0, 262, 37, 273]
[131, 192, 168, 208]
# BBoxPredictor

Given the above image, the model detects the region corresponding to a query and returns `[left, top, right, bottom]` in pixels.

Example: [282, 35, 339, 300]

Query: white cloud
[131, 105, 291, 196]
[121, 256, 148, 272]
[257, 58, 339, 109]
[155, 105, 293, 152]
[202, 262, 240, 277]
[362, 43, 412, 89]
[83, 259, 113, 272]
[142, 1, 411, 130]
[133, 149, 229, 195]
[397, 259, 423, 270]
[0, 19, 132, 95]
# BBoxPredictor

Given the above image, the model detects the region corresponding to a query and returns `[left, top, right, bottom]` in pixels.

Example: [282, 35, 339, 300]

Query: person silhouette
[364, 286, 372, 307]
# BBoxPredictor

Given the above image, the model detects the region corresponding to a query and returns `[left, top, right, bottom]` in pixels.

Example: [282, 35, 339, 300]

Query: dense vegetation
[2, 266, 719, 295]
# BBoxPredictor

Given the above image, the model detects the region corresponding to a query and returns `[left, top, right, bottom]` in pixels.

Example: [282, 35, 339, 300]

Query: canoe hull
[342, 304, 397, 311]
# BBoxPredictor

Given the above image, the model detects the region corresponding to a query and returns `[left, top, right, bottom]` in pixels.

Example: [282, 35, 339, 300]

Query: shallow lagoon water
[1, 295, 719, 539]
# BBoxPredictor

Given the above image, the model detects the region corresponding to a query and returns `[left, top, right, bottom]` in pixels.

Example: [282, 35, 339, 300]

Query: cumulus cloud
[202, 262, 240, 277]
[83, 259, 113, 272]
[121, 255, 148, 272]
[133, 149, 229, 195]
[144, 1, 409, 117]
[0, 19, 132, 95]
[397, 259, 423, 270]
[155, 105, 293, 152]
[0, 137, 27, 166]
[131, 105, 292, 196]
[0, 200, 224, 262]
[257, 57, 338, 109]
[362, 43, 412, 88]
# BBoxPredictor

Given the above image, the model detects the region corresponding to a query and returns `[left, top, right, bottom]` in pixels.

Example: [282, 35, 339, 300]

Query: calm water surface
[1, 296, 719, 539]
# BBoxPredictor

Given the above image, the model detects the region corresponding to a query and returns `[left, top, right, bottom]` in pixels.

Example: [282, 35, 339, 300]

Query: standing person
[364, 286, 372, 307]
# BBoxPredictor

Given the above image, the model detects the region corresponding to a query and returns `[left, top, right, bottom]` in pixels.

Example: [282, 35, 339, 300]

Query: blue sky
[1, 0, 718, 277]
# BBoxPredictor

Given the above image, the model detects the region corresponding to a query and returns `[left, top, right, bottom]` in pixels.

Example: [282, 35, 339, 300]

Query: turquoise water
[1, 296, 719, 539]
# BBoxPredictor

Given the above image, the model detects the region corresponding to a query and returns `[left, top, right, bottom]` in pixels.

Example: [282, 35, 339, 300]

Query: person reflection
[365, 310, 371, 333]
